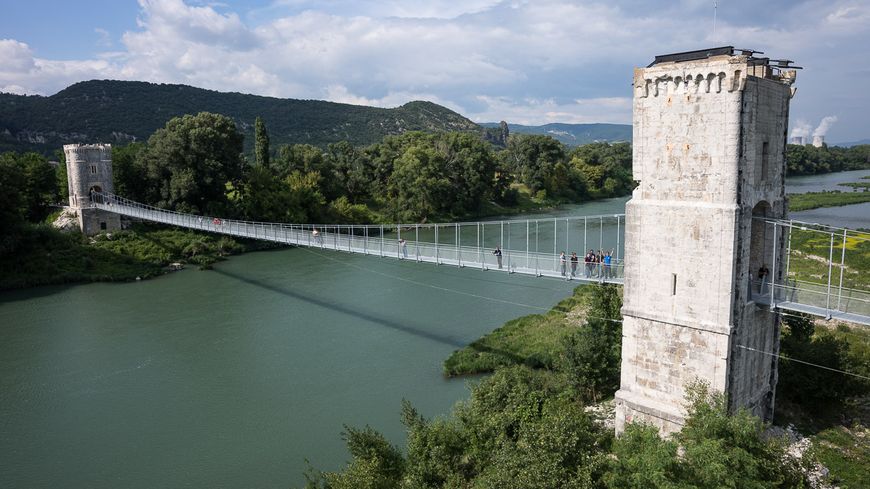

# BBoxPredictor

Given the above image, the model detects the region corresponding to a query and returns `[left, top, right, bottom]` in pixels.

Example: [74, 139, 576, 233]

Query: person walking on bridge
[559, 251, 567, 277]
[493, 246, 503, 269]
[570, 252, 579, 279]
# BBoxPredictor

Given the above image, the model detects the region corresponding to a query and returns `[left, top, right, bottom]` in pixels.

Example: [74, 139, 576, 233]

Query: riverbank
[0, 223, 260, 291]
[443, 285, 594, 376]
[442, 282, 869, 487]
[788, 189, 870, 212]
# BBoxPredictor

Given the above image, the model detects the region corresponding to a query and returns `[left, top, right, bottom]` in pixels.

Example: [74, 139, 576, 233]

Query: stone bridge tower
[63, 143, 121, 235]
[615, 47, 797, 434]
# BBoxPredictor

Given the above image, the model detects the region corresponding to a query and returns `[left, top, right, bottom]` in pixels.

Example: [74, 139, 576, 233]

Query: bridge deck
[91, 192, 870, 326]
[94, 200, 625, 285]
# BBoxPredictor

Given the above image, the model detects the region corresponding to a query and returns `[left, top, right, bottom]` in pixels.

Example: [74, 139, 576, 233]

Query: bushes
[560, 318, 621, 402]
[308, 366, 611, 489]
[305, 372, 812, 489]
[442, 285, 612, 377]
[607, 383, 808, 488]
[777, 313, 870, 411]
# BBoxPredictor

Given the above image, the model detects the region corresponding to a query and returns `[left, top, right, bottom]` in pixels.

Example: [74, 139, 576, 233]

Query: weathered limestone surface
[616, 53, 795, 435]
[63, 144, 121, 235]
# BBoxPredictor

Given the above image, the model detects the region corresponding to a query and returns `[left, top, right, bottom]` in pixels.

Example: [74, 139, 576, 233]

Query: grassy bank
[788, 190, 870, 211]
[775, 322, 870, 488]
[785, 227, 870, 291]
[443, 285, 601, 376]
[0, 224, 260, 291]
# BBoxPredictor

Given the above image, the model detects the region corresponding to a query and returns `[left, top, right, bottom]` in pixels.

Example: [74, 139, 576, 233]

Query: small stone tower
[63, 143, 121, 235]
[615, 47, 797, 435]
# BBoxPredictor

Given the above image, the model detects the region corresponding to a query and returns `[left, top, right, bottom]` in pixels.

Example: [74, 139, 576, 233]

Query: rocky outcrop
[52, 208, 79, 232]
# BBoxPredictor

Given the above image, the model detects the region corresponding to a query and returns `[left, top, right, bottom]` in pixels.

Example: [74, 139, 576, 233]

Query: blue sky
[1, 0, 868, 142]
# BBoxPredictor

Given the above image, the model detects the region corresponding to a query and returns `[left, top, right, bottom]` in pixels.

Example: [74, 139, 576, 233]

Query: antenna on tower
[713, 1, 718, 40]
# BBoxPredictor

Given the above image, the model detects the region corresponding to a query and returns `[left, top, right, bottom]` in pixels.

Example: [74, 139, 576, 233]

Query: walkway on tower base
[751, 281, 870, 326]
[90, 191, 626, 286]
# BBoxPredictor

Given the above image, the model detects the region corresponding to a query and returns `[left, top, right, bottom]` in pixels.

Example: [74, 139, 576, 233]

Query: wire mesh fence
[90, 191, 869, 323]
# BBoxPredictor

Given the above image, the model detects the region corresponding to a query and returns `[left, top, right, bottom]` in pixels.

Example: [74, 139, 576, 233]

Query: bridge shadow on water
[213, 267, 475, 350]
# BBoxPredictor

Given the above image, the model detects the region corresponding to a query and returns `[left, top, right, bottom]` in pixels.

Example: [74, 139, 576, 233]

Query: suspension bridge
[90, 190, 869, 326]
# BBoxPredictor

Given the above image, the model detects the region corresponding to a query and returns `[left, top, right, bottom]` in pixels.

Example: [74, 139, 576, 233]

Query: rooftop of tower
[648, 46, 801, 81]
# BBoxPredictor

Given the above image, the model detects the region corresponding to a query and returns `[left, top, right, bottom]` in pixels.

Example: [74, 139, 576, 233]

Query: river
[1, 171, 866, 488]
[786, 169, 870, 229]
[1, 229, 588, 488]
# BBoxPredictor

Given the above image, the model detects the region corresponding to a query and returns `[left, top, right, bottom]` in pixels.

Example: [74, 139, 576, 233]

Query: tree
[560, 318, 622, 402]
[327, 141, 373, 203]
[569, 142, 633, 199]
[135, 112, 245, 214]
[254, 116, 270, 168]
[305, 425, 405, 489]
[387, 143, 450, 221]
[605, 424, 684, 489]
[675, 383, 808, 488]
[502, 134, 566, 195]
[607, 383, 809, 488]
[0, 153, 27, 254]
[559, 284, 624, 402]
[0, 152, 58, 224]
[275, 144, 328, 177]
[436, 132, 499, 215]
[18, 152, 59, 222]
[112, 142, 147, 202]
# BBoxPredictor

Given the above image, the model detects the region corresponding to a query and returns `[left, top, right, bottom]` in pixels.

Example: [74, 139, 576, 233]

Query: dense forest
[0, 111, 634, 287]
[107, 112, 634, 224]
[786, 143, 870, 175]
[0, 80, 486, 155]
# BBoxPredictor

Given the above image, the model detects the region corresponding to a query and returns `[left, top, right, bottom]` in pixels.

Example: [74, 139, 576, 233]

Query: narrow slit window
[760, 142, 769, 182]
[671, 273, 677, 295]
[90, 165, 97, 175]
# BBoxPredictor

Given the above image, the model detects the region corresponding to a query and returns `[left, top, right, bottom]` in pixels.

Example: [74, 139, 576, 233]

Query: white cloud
[470, 95, 632, 125]
[94, 28, 113, 48]
[0, 40, 37, 74]
[265, 0, 504, 19]
[0, 0, 868, 140]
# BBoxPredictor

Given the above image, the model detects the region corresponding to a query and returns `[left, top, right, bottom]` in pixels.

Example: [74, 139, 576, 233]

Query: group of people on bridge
[556, 249, 616, 281]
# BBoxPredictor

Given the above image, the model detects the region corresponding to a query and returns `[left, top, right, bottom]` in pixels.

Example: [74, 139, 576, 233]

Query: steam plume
[813, 116, 837, 136]
[790, 120, 811, 139]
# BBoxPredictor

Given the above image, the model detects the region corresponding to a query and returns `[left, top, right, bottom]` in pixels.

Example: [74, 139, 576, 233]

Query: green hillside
[481, 122, 631, 146]
[0, 80, 480, 154]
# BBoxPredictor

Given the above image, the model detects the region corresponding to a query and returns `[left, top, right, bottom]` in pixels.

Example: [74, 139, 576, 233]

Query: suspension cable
[736, 344, 870, 381]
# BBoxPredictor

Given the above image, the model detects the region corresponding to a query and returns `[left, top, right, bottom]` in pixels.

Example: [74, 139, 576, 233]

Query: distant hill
[0, 80, 481, 155]
[480, 122, 631, 146]
[832, 139, 870, 148]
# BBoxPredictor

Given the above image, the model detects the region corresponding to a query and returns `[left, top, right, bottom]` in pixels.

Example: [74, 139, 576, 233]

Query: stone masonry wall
[616, 53, 794, 435]
[63, 144, 121, 235]
[727, 75, 791, 419]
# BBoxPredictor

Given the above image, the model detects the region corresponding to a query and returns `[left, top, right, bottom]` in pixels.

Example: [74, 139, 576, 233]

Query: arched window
[749, 202, 772, 300]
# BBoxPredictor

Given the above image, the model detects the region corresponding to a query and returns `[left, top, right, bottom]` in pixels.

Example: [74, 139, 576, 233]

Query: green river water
[2, 199, 621, 488]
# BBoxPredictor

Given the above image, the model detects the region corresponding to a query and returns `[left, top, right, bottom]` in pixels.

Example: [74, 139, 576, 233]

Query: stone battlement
[63, 143, 112, 161]
[634, 54, 796, 99]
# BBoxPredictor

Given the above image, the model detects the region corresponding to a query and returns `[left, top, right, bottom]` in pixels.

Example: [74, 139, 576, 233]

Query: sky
[1, 0, 868, 143]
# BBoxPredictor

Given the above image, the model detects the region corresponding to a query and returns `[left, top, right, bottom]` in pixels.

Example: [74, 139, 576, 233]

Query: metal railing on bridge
[90, 191, 626, 284]
[750, 218, 870, 325]
[89, 191, 870, 325]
